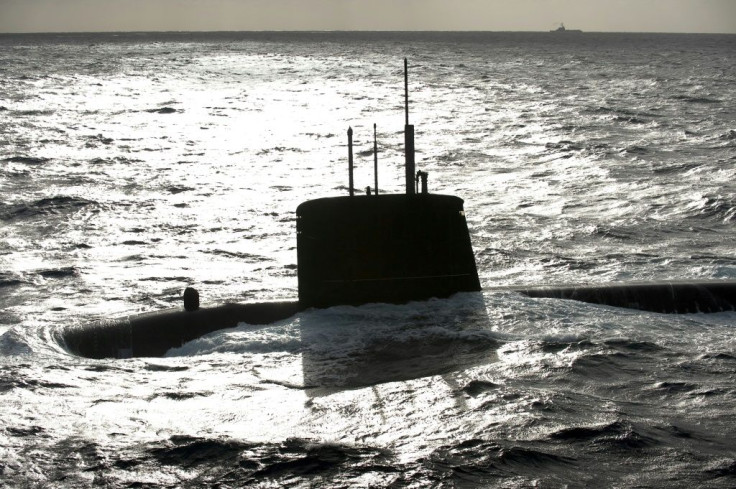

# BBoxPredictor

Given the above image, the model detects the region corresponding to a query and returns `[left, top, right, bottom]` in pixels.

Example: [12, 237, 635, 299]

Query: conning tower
[296, 59, 481, 308]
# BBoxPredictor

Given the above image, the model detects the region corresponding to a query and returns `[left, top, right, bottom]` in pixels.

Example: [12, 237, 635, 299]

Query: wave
[670, 94, 722, 104]
[0, 376, 73, 393]
[586, 105, 660, 121]
[461, 379, 501, 396]
[2, 435, 395, 489]
[1, 156, 51, 165]
[0, 271, 24, 288]
[256, 146, 305, 156]
[166, 185, 195, 194]
[704, 459, 736, 478]
[683, 195, 736, 222]
[0, 196, 97, 221]
[37, 266, 79, 279]
[423, 439, 574, 484]
[613, 115, 649, 124]
[548, 420, 656, 449]
[619, 144, 649, 155]
[565, 346, 625, 368]
[145, 107, 178, 114]
[201, 249, 271, 262]
[589, 225, 636, 241]
[83, 133, 114, 146]
[545, 140, 583, 152]
[88, 156, 142, 165]
[10, 109, 55, 117]
[699, 351, 736, 361]
[651, 380, 700, 394]
[651, 161, 703, 175]
[565, 341, 666, 381]
[435, 149, 490, 166]
[601, 338, 664, 353]
[0, 328, 35, 356]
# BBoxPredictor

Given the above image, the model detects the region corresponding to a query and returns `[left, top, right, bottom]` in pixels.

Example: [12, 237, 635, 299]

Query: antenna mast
[347, 127, 354, 197]
[404, 59, 410, 126]
[373, 123, 379, 195]
[404, 58, 415, 195]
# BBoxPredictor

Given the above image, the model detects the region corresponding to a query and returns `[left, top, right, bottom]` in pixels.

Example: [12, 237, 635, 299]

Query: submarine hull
[59, 280, 736, 360]
[516, 280, 736, 314]
[59, 301, 302, 359]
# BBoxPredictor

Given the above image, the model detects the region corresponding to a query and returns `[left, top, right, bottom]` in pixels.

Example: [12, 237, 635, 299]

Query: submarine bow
[60, 301, 302, 359]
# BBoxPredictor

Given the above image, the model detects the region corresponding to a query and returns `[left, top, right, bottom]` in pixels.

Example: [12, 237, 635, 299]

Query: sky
[1, 0, 735, 34]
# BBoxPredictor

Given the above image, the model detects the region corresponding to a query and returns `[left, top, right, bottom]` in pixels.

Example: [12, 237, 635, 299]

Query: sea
[0, 31, 735, 488]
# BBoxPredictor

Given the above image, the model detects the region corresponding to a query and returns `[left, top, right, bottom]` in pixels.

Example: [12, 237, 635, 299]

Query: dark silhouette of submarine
[59, 60, 736, 359]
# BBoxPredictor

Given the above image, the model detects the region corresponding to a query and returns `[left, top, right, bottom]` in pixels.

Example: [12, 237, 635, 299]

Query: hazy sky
[1, 0, 735, 34]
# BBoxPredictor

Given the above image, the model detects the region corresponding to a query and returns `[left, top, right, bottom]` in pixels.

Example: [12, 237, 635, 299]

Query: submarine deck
[59, 280, 736, 359]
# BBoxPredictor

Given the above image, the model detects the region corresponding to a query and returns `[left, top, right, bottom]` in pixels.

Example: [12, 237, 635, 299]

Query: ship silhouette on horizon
[551, 22, 583, 33]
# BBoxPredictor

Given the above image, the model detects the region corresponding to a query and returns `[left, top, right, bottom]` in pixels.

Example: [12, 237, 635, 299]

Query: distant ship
[550, 22, 583, 33]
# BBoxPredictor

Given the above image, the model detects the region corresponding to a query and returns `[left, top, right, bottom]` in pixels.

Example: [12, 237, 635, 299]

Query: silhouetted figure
[416, 171, 428, 194]
[183, 287, 200, 312]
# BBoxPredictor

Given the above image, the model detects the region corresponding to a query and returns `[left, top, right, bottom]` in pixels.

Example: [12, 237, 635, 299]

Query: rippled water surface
[1, 32, 735, 487]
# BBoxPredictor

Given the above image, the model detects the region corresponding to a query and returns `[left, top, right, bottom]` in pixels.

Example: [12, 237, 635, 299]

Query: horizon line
[1, 29, 735, 36]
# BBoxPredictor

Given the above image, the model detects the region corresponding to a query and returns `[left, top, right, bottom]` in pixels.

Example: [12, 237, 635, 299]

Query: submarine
[59, 60, 736, 360]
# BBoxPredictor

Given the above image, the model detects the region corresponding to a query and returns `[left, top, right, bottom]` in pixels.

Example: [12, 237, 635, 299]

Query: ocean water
[1, 31, 735, 487]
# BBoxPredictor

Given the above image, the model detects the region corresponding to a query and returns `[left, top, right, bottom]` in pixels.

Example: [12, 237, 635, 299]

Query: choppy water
[1, 31, 735, 487]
